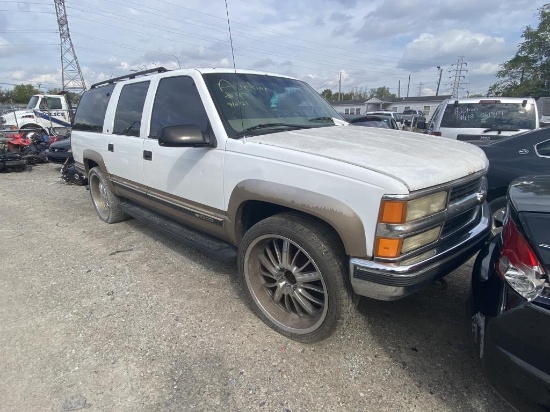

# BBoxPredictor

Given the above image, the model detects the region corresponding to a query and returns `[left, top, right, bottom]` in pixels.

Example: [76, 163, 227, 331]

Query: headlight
[402, 226, 441, 254]
[379, 191, 448, 224]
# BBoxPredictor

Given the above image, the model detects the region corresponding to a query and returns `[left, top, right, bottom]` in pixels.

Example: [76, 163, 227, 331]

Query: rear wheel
[88, 167, 128, 223]
[238, 212, 351, 343]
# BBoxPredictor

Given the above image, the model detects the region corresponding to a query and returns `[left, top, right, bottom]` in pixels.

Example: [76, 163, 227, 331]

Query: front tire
[238, 213, 351, 343]
[88, 167, 128, 223]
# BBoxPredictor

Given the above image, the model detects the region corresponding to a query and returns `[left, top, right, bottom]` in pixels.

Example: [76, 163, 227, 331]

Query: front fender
[226, 179, 368, 257]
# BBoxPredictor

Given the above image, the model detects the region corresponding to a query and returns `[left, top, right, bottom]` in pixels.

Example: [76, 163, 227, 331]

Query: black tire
[489, 196, 507, 236]
[238, 212, 352, 343]
[88, 167, 128, 223]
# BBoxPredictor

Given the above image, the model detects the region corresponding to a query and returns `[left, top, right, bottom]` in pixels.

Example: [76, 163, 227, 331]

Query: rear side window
[113, 81, 149, 137]
[149, 76, 210, 138]
[441, 102, 537, 130]
[73, 84, 116, 132]
[535, 140, 550, 157]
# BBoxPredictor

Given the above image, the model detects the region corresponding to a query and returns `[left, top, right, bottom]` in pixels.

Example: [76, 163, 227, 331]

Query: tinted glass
[441, 102, 537, 130]
[536, 139, 550, 157]
[203, 73, 341, 138]
[46, 97, 63, 110]
[150, 76, 210, 138]
[73, 84, 115, 132]
[113, 81, 149, 137]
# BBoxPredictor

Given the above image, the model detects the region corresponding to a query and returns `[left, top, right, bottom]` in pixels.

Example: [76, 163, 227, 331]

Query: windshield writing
[441, 103, 536, 130]
[203, 73, 341, 138]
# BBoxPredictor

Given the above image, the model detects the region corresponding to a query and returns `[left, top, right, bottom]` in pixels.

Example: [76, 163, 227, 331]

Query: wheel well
[237, 200, 347, 256]
[85, 159, 99, 174]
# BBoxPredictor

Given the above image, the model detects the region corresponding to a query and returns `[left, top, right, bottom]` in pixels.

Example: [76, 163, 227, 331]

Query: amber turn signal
[379, 200, 406, 224]
[375, 237, 402, 258]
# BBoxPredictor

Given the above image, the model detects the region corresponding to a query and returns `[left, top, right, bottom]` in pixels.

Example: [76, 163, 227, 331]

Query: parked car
[343, 114, 399, 129]
[469, 175, 550, 412]
[401, 109, 426, 127]
[472, 127, 550, 233]
[366, 111, 403, 126]
[45, 137, 71, 164]
[428, 97, 539, 140]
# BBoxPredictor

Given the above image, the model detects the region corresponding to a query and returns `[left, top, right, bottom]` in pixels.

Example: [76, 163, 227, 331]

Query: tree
[489, 4, 550, 98]
[321, 89, 333, 100]
[11, 84, 39, 104]
[368, 86, 396, 100]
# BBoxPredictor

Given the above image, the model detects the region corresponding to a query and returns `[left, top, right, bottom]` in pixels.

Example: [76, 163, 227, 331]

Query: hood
[246, 126, 488, 192]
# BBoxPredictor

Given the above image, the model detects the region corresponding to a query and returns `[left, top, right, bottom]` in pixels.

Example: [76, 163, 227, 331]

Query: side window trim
[534, 138, 550, 158]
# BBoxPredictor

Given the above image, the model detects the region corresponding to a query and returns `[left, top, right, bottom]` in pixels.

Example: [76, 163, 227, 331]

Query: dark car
[469, 175, 550, 412]
[343, 114, 399, 129]
[474, 127, 550, 233]
[45, 138, 71, 164]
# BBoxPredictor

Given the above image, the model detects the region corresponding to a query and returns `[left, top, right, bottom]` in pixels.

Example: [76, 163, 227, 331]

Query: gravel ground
[0, 163, 515, 412]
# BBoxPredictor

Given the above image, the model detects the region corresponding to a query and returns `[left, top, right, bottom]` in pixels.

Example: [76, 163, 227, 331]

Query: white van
[427, 97, 539, 141]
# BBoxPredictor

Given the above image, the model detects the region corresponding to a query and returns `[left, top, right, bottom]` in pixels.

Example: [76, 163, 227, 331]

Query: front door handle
[143, 150, 152, 161]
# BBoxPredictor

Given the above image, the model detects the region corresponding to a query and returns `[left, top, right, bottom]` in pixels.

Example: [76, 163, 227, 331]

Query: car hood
[245, 126, 488, 191]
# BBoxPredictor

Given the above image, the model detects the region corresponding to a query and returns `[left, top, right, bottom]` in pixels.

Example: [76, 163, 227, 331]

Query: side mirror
[158, 125, 212, 147]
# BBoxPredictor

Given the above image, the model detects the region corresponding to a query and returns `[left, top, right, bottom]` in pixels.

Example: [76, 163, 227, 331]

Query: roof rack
[91, 67, 169, 89]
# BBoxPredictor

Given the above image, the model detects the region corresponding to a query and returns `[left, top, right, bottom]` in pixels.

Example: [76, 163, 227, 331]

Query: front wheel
[238, 213, 351, 343]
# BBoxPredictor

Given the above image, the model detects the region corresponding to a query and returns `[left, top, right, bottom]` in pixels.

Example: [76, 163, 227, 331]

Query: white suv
[428, 97, 539, 141]
[71, 67, 490, 342]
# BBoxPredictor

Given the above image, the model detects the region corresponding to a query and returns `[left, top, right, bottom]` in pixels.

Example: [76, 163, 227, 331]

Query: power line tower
[447, 56, 468, 98]
[53, 0, 86, 94]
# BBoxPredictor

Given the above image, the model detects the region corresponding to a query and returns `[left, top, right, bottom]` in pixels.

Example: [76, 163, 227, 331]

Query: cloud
[398, 30, 509, 71]
[330, 12, 353, 23]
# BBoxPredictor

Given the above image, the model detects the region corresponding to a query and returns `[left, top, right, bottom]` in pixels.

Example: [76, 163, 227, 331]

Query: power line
[447, 56, 468, 98]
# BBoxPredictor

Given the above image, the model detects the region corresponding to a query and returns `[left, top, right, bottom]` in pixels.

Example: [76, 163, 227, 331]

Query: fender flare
[226, 179, 367, 257]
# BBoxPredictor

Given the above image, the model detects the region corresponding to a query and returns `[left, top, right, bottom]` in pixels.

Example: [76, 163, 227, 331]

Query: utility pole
[406, 75, 411, 98]
[398, 80, 401, 98]
[436, 66, 443, 96]
[447, 56, 468, 98]
[338, 71, 342, 101]
[54, 0, 86, 94]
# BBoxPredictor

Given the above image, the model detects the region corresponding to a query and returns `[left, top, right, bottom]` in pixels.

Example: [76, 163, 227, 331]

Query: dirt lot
[0, 163, 514, 412]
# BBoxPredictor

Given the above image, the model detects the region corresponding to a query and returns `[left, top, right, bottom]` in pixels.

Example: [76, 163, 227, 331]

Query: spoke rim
[491, 207, 506, 235]
[90, 174, 109, 218]
[244, 234, 328, 334]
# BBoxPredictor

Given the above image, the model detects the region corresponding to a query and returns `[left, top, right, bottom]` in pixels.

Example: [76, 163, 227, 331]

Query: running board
[118, 201, 237, 260]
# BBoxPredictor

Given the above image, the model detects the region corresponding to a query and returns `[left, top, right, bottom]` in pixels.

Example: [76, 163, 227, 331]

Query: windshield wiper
[308, 117, 335, 123]
[235, 123, 310, 138]
[482, 127, 520, 133]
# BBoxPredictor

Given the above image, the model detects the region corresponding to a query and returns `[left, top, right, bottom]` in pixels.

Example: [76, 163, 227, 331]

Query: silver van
[427, 97, 539, 141]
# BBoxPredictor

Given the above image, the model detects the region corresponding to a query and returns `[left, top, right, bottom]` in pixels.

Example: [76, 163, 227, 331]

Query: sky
[0, 0, 548, 98]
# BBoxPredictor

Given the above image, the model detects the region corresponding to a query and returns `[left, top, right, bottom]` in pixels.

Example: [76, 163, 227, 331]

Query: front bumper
[350, 202, 490, 300]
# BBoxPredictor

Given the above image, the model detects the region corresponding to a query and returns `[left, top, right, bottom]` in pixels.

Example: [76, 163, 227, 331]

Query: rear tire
[238, 212, 351, 343]
[88, 167, 128, 223]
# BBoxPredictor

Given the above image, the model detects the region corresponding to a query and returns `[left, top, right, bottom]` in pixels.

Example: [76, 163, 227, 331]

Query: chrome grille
[441, 208, 477, 238]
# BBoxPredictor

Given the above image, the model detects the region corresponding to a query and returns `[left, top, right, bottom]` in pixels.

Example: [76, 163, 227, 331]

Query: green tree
[11, 84, 39, 104]
[321, 89, 333, 100]
[368, 86, 396, 100]
[489, 4, 550, 98]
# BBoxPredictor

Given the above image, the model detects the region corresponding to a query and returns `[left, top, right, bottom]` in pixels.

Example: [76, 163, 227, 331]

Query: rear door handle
[108, 143, 114, 152]
[143, 150, 152, 161]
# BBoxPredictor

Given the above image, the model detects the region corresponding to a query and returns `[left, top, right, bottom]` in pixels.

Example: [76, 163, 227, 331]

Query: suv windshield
[441, 102, 536, 130]
[203, 73, 342, 138]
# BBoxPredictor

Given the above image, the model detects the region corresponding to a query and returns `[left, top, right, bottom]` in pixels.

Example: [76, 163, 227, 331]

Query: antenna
[224, 0, 244, 137]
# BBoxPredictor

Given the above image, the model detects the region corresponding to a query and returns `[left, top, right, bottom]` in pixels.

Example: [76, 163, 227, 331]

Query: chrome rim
[491, 206, 506, 235]
[90, 174, 110, 219]
[244, 235, 328, 334]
